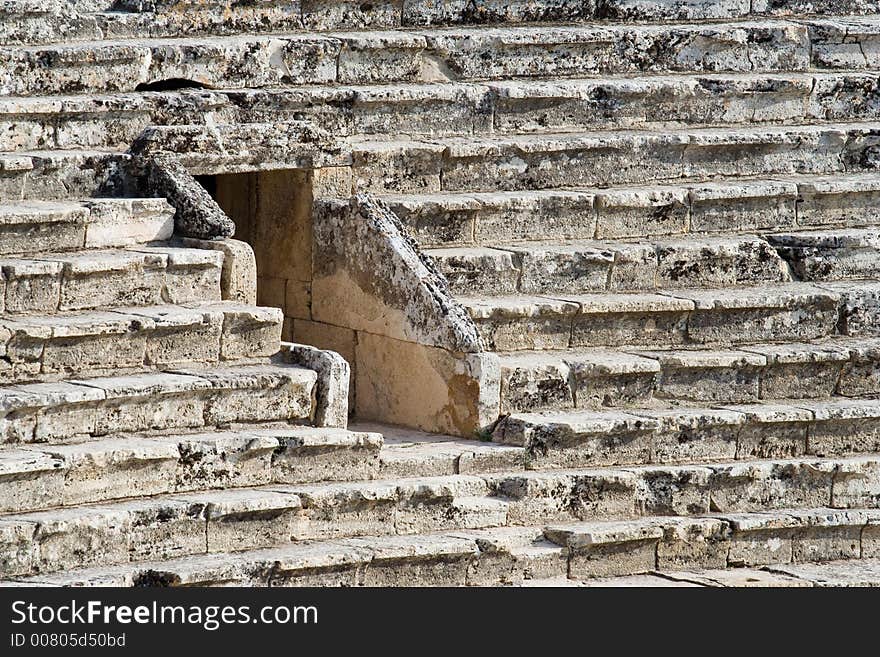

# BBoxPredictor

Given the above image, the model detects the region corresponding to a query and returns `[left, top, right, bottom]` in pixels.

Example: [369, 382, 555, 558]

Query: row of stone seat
[2, 19, 878, 97]
[5, 0, 880, 43]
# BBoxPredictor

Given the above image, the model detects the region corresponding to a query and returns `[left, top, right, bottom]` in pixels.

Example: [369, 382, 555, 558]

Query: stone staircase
[4, 0, 880, 587]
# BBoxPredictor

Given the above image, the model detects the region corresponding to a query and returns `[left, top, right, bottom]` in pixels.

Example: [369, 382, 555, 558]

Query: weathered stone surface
[282, 342, 350, 429]
[140, 157, 234, 239]
[313, 194, 480, 352]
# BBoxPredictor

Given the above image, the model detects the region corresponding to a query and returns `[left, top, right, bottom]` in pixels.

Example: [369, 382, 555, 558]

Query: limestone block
[355, 333, 499, 437]
[174, 432, 279, 492]
[464, 296, 578, 351]
[675, 284, 839, 345]
[566, 350, 659, 409]
[595, 187, 689, 240]
[688, 180, 797, 232]
[352, 534, 476, 586]
[124, 499, 206, 562]
[0, 520, 38, 578]
[499, 352, 574, 414]
[2, 259, 62, 314]
[638, 408, 743, 464]
[828, 281, 880, 338]
[831, 457, 880, 508]
[495, 411, 659, 469]
[335, 31, 427, 85]
[746, 341, 850, 400]
[177, 364, 316, 425]
[287, 480, 399, 540]
[655, 518, 729, 571]
[83, 198, 174, 249]
[723, 512, 796, 566]
[57, 251, 166, 312]
[130, 304, 224, 368]
[630, 465, 712, 516]
[303, 0, 402, 30]
[429, 247, 521, 296]
[472, 191, 596, 244]
[283, 342, 350, 428]
[725, 403, 812, 459]
[796, 176, 880, 228]
[384, 192, 479, 247]
[644, 349, 764, 404]
[196, 490, 303, 553]
[546, 520, 664, 579]
[0, 449, 65, 514]
[350, 140, 443, 193]
[267, 427, 382, 484]
[28, 507, 131, 575]
[839, 339, 880, 396]
[807, 399, 880, 456]
[790, 509, 864, 563]
[0, 201, 87, 255]
[210, 303, 282, 360]
[41, 439, 178, 506]
[509, 243, 614, 294]
[707, 459, 834, 513]
[178, 237, 257, 305]
[569, 293, 693, 348]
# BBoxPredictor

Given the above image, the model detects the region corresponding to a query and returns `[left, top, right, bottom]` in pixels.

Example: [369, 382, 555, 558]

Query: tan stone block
[285, 279, 312, 321]
[293, 320, 357, 368]
[354, 332, 500, 437]
[179, 238, 258, 305]
[257, 276, 286, 310]
[252, 169, 312, 283]
[312, 166, 353, 197]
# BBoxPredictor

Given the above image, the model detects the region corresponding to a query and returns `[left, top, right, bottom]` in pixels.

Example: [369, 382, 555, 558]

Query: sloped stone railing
[309, 193, 500, 437]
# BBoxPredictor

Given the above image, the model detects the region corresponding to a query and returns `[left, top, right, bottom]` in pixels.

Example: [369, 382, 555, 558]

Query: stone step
[493, 397, 880, 468]
[534, 559, 880, 586]
[0, 91, 230, 152]
[350, 123, 880, 195]
[806, 16, 880, 70]
[460, 283, 841, 351]
[426, 234, 790, 297]
[3, 454, 877, 580]
[0, 198, 174, 256]
[0, 363, 317, 445]
[0, 474, 508, 577]
[4, 0, 879, 44]
[760, 558, 880, 586]
[0, 150, 130, 201]
[372, 422, 527, 478]
[5, 507, 879, 586]
[487, 455, 880, 524]
[0, 1, 103, 46]
[6, 71, 880, 151]
[0, 301, 283, 385]
[0, 198, 173, 254]
[0, 526, 564, 586]
[0, 427, 383, 514]
[768, 228, 880, 282]
[488, 71, 880, 135]
[0, 246, 223, 315]
[1, 20, 867, 97]
[383, 175, 880, 247]
[542, 507, 880, 579]
[496, 338, 880, 412]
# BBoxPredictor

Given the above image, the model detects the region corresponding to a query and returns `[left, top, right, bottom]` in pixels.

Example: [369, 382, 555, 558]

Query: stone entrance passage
[208, 170, 314, 344]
